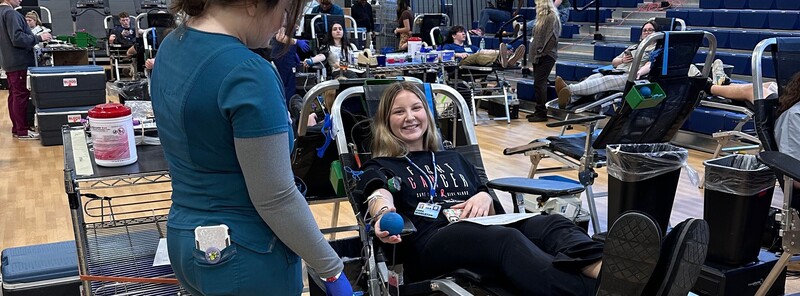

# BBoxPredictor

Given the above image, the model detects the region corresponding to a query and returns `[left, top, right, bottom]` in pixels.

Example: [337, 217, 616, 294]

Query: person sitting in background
[442, 25, 525, 68]
[108, 12, 138, 57]
[555, 20, 659, 109]
[25, 11, 48, 36]
[469, 0, 523, 37]
[303, 22, 363, 78]
[311, 0, 344, 15]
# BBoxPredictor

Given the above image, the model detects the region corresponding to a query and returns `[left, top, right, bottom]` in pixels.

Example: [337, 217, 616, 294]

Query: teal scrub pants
[167, 227, 303, 295]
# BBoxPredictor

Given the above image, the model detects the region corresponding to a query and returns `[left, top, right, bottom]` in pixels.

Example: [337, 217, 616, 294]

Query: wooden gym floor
[0, 88, 798, 293]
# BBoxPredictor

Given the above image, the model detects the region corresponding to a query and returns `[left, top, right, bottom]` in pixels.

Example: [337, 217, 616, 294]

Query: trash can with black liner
[704, 154, 776, 266]
[606, 143, 689, 233]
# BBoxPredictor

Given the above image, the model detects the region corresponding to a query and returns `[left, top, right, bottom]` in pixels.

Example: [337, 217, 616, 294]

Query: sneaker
[505, 45, 526, 68]
[711, 59, 730, 86]
[642, 218, 709, 296]
[499, 43, 510, 68]
[688, 64, 702, 77]
[526, 112, 548, 122]
[17, 131, 39, 140]
[595, 211, 662, 296]
[555, 76, 567, 93]
[558, 87, 573, 109]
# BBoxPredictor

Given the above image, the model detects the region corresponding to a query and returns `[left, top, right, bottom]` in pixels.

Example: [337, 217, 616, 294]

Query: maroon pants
[6, 70, 31, 136]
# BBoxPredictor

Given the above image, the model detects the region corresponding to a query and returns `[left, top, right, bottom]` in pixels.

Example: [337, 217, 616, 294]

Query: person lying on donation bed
[356, 81, 709, 296]
[442, 25, 525, 68]
[555, 20, 661, 109]
[303, 22, 364, 78]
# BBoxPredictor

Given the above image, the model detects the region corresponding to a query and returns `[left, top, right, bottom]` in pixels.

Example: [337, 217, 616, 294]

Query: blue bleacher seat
[775, 0, 800, 10]
[586, 9, 613, 23]
[600, 0, 619, 7]
[688, 9, 713, 27]
[682, 107, 754, 135]
[574, 63, 600, 80]
[700, 0, 721, 9]
[569, 10, 588, 22]
[713, 10, 740, 27]
[749, 0, 775, 9]
[763, 56, 776, 78]
[739, 10, 769, 28]
[666, 10, 690, 23]
[728, 30, 763, 50]
[694, 50, 709, 64]
[701, 28, 730, 48]
[722, 0, 748, 9]
[768, 11, 799, 30]
[630, 26, 642, 43]
[618, 0, 639, 7]
[556, 62, 578, 81]
[527, 0, 535, 6]
[520, 8, 536, 20]
[718, 52, 752, 75]
[517, 80, 535, 101]
[593, 43, 618, 61]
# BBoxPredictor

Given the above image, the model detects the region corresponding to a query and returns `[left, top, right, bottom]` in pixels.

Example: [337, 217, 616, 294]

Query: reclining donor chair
[749, 37, 800, 296]
[504, 30, 718, 233]
[302, 78, 596, 295]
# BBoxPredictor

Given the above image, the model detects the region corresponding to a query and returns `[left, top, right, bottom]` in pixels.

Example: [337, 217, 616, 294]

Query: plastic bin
[606, 143, 689, 233]
[703, 154, 776, 266]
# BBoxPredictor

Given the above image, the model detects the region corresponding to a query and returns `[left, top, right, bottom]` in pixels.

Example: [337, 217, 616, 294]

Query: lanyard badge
[406, 152, 441, 218]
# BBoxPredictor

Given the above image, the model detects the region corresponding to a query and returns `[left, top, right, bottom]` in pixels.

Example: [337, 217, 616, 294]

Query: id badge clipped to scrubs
[414, 202, 441, 218]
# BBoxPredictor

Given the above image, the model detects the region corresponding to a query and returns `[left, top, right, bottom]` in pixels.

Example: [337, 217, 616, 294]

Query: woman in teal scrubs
[151, 0, 351, 295]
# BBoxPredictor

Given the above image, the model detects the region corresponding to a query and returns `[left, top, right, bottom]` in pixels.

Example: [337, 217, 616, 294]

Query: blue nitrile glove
[296, 39, 311, 52]
[323, 272, 354, 296]
[306, 58, 314, 66]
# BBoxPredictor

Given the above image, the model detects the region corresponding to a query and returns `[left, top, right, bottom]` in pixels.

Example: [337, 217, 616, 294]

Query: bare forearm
[367, 188, 395, 217]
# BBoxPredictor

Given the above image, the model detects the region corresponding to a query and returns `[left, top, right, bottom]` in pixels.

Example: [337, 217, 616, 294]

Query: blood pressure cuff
[354, 168, 389, 202]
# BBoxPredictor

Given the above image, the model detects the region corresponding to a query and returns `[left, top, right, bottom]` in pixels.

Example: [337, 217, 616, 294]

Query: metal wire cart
[62, 126, 184, 296]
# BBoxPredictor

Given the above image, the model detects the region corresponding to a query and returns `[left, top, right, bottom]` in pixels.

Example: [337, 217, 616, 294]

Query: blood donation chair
[503, 30, 717, 234]
[749, 37, 800, 296]
[301, 79, 587, 295]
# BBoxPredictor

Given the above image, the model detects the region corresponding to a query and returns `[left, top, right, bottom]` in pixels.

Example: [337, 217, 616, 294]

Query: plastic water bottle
[479, 37, 486, 50]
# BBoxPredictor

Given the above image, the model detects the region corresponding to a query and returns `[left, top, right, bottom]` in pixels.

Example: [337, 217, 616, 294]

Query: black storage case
[692, 249, 785, 296]
[36, 106, 93, 146]
[29, 66, 106, 109]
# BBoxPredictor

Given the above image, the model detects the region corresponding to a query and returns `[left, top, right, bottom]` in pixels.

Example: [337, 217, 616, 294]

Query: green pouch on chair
[330, 160, 346, 197]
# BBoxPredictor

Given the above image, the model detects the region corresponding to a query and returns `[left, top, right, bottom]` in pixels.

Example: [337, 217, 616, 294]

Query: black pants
[533, 55, 557, 114]
[418, 214, 602, 295]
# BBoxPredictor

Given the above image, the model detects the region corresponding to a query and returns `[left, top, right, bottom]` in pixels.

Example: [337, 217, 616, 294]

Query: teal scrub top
[151, 27, 293, 254]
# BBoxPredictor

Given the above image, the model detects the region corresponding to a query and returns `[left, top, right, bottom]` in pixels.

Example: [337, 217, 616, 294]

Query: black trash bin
[704, 154, 776, 266]
[606, 143, 690, 233]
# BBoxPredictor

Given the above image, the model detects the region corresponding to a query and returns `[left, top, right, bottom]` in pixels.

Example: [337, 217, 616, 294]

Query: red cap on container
[88, 103, 131, 118]
[408, 37, 422, 41]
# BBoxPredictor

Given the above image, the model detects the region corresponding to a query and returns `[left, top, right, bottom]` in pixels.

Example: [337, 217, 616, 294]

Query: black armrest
[545, 115, 607, 128]
[758, 151, 800, 182]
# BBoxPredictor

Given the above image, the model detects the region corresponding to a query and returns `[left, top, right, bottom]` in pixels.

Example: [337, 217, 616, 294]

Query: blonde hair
[371, 81, 442, 157]
[534, 0, 560, 32]
[25, 11, 41, 26]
